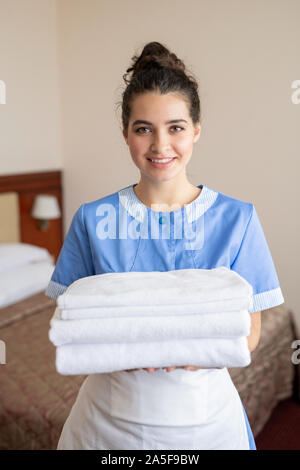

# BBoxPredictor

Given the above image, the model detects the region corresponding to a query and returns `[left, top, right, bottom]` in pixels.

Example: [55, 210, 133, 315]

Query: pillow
[0, 260, 55, 308]
[0, 243, 54, 273]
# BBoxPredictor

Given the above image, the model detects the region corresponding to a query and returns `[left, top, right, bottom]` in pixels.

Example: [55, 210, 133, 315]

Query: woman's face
[123, 91, 201, 183]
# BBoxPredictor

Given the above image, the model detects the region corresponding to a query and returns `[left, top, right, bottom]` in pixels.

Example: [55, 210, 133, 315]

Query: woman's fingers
[166, 366, 177, 372]
[143, 366, 198, 372]
[125, 368, 161, 373]
[125, 366, 201, 373]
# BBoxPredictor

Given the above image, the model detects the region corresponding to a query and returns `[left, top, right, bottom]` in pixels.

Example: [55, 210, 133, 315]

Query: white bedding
[0, 243, 54, 272]
[0, 260, 55, 308]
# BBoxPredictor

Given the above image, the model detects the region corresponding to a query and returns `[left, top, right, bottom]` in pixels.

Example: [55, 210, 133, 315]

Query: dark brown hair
[120, 41, 201, 136]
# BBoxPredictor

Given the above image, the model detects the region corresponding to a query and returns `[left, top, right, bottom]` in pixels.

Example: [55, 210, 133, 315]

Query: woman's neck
[133, 178, 201, 212]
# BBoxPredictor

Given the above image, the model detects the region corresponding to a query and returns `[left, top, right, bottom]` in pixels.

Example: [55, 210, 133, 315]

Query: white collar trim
[118, 184, 218, 223]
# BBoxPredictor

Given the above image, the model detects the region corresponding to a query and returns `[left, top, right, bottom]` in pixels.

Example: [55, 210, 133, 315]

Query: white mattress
[0, 260, 55, 308]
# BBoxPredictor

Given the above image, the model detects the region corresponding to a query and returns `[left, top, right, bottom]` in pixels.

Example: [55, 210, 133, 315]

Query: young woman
[46, 41, 284, 450]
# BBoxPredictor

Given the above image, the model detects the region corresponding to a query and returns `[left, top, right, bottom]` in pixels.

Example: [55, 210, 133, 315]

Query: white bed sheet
[0, 260, 55, 308]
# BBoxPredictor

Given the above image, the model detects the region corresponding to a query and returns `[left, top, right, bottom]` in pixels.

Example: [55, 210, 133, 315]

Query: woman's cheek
[175, 135, 193, 154]
[130, 139, 148, 156]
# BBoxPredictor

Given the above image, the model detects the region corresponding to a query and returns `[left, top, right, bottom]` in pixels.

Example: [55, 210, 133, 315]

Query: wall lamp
[31, 194, 61, 231]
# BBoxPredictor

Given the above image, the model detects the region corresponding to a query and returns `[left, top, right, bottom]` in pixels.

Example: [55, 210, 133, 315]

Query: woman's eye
[135, 126, 184, 134]
[135, 127, 150, 134]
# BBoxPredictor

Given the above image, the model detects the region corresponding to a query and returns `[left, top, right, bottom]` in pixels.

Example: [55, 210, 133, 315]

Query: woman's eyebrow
[132, 119, 187, 126]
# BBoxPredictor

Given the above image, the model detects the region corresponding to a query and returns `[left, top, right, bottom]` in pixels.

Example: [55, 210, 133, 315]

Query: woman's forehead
[130, 92, 190, 122]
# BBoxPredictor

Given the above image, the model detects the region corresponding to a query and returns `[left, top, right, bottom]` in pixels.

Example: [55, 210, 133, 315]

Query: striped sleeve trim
[45, 280, 68, 300]
[250, 286, 285, 313]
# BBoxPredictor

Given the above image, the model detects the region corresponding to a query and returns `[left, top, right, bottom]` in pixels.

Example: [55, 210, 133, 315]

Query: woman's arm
[247, 310, 261, 352]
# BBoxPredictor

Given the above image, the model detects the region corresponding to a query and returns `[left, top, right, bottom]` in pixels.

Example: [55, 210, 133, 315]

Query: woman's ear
[123, 128, 128, 145]
[193, 122, 201, 143]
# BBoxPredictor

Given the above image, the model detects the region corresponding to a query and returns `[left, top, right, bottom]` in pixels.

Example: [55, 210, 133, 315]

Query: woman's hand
[124, 366, 202, 373]
[123, 368, 160, 372]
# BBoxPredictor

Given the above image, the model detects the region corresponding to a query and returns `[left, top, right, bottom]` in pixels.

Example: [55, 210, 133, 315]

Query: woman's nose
[150, 130, 171, 155]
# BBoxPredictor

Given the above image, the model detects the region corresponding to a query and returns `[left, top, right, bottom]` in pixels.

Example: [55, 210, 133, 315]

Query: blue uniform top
[45, 183, 284, 314]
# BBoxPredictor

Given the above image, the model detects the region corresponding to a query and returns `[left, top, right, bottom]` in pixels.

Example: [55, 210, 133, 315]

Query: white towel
[49, 307, 251, 346]
[55, 336, 251, 375]
[58, 296, 252, 320]
[57, 267, 253, 310]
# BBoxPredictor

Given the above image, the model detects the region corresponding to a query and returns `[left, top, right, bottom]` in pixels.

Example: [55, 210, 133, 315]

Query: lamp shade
[31, 195, 61, 220]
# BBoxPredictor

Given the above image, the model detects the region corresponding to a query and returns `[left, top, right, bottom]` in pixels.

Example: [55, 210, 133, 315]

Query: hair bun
[120, 41, 201, 134]
[123, 41, 185, 84]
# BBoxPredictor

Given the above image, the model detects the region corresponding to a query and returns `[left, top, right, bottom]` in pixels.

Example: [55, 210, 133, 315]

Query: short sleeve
[45, 203, 95, 300]
[230, 204, 284, 313]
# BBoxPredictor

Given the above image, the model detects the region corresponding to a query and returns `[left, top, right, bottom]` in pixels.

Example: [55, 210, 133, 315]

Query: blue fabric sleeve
[44, 204, 95, 299]
[230, 204, 284, 313]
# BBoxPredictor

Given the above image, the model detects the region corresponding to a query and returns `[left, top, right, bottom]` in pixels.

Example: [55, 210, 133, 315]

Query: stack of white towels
[49, 266, 254, 375]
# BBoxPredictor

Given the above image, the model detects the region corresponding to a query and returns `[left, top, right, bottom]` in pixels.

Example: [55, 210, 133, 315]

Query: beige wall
[0, 0, 299, 319]
[0, 0, 62, 173]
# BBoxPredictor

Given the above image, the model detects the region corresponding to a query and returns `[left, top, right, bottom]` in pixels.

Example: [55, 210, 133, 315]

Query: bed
[0, 172, 298, 449]
[0, 172, 63, 309]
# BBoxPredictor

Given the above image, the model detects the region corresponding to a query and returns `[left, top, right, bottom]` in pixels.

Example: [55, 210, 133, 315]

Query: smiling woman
[120, 41, 201, 207]
[46, 41, 284, 451]
[122, 90, 201, 207]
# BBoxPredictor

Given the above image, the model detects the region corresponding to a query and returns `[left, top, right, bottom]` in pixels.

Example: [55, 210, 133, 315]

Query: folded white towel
[55, 336, 251, 375]
[58, 296, 252, 320]
[57, 267, 253, 310]
[49, 307, 251, 346]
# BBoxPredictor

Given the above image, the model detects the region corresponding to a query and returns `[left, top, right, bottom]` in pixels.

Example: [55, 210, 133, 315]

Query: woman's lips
[147, 157, 177, 168]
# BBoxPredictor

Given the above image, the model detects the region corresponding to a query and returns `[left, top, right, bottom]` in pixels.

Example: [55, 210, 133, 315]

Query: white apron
[57, 367, 250, 450]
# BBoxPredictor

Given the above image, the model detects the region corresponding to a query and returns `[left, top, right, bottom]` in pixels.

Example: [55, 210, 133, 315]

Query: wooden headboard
[0, 171, 63, 263]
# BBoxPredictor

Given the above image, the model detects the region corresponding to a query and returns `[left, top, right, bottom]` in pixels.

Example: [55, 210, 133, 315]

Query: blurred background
[0, 0, 299, 450]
